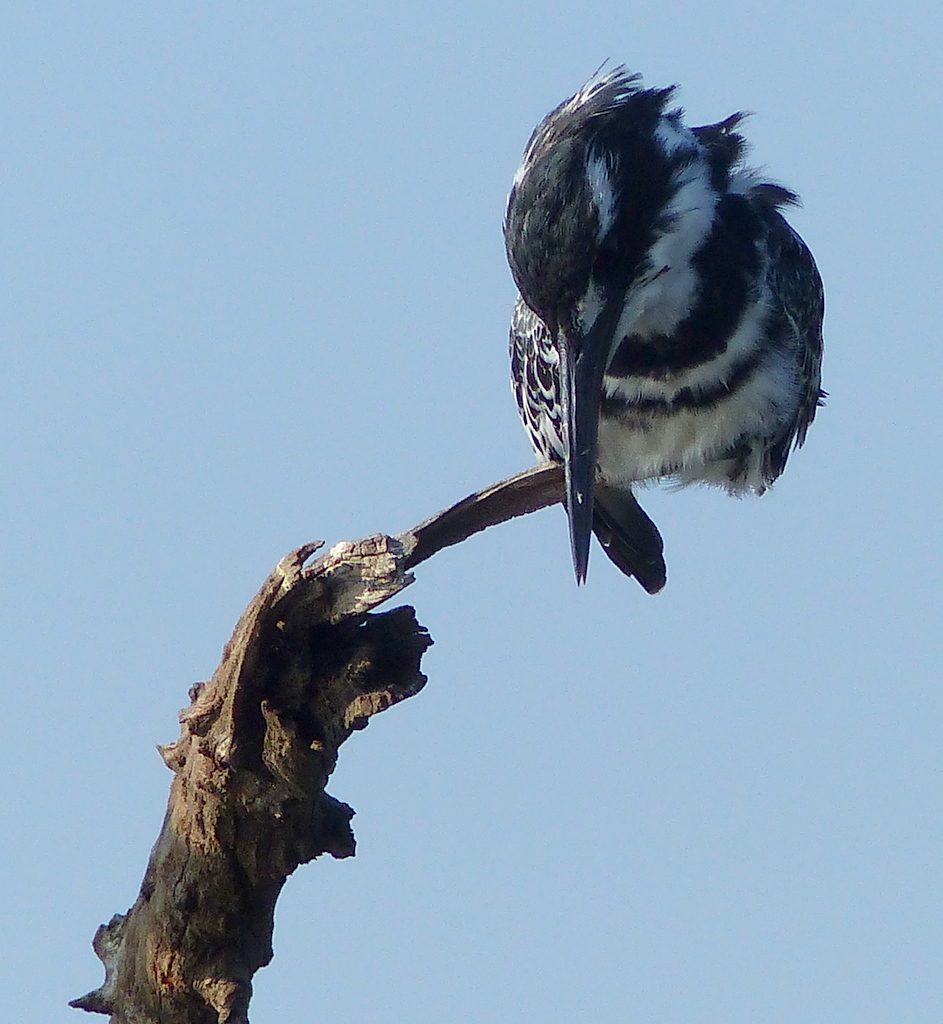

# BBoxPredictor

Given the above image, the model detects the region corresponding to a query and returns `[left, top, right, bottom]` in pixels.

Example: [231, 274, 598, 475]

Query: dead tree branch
[71, 464, 564, 1024]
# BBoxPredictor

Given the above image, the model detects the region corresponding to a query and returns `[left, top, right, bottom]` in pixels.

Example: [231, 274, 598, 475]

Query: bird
[504, 67, 824, 590]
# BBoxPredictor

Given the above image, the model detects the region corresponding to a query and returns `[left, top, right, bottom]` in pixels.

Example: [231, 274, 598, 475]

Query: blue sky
[3, 2, 943, 1021]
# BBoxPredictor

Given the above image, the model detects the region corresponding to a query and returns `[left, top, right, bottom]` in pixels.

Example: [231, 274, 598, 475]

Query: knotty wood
[72, 464, 564, 1024]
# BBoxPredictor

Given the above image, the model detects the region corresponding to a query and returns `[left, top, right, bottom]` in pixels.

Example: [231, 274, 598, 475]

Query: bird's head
[503, 68, 679, 580]
[505, 69, 678, 331]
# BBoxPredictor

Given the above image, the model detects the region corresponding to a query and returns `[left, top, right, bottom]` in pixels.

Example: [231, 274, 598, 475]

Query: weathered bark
[71, 464, 564, 1024]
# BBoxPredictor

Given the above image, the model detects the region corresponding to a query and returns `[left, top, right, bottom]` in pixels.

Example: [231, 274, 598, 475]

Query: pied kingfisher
[504, 67, 824, 590]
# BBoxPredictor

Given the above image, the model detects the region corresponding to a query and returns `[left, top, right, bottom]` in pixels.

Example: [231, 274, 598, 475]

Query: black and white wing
[758, 201, 826, 478]
[509, 297, 564, 463]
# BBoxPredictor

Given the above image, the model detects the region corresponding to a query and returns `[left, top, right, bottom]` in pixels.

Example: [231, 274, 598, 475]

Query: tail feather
[592, 485, 667, 594]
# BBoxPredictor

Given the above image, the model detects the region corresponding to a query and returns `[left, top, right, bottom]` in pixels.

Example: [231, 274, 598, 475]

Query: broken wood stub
[72, 464, 566, 1023]
[72, 536, 432, 1024]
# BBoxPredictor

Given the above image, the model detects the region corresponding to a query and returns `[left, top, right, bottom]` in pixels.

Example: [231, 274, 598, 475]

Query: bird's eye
[592, 231, 620, 279]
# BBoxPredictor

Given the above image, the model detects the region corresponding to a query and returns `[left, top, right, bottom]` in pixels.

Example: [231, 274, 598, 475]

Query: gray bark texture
[71, 464, 564, 1024]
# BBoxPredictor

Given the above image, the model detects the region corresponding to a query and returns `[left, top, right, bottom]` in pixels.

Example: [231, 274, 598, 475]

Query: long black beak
[560, 289, 627, 583]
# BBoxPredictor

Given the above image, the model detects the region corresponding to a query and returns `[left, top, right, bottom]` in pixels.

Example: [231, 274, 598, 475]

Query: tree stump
[71, 465, 564, 1024]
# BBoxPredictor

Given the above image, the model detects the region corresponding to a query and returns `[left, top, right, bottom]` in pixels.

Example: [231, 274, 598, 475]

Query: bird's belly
[596, 383, 781, 493]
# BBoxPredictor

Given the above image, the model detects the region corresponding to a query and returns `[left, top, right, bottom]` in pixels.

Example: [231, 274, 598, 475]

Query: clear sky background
[3, 2, 942, 1022]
